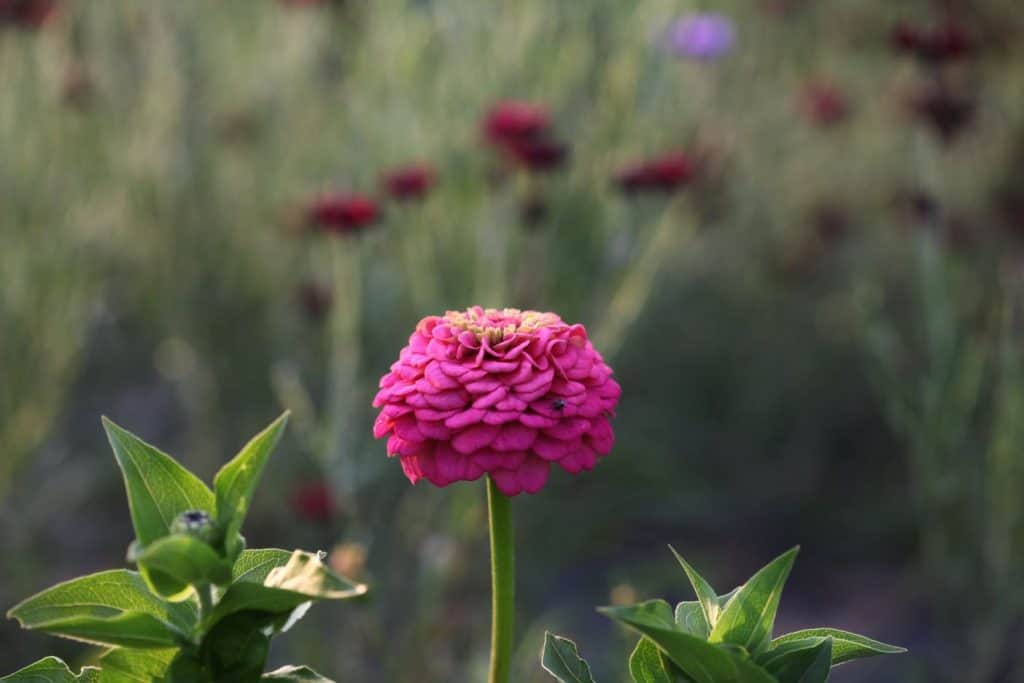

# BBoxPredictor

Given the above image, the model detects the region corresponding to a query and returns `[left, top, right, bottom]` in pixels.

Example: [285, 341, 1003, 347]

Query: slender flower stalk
[487, 476, 515, 683]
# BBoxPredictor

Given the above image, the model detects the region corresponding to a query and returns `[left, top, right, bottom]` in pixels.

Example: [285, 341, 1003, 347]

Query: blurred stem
[325, 239, 363, 520]
[486, 476, 514, 683]
[196, 583, 214, 631]
[595, 197, 692, 358]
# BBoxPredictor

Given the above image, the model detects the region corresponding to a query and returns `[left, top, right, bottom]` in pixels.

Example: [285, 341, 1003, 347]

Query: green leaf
[135, 534, 233, 601]
[199, 612, 270, 682]
[1, 658, 100, 682]
[769, 629, 905, 666]
[96, 649, 178, 682]
[675, 602, 710, 640]
[262, 666, 335, 682]
[26, 612, 181, 649]
[629, 638, 690, 683]
[669, 547, 721, 629]
[599, 604, 777, 683]
[7, 569, 194, 648]
[102, 418, 214, 548]
[231, 548, 294, 584]
[208, 550, 366, 628]
[541, 632, 596, 683]
[758, 637, 832, 683]
[213, 413, 289, 559]
[709, 547, 799, 654]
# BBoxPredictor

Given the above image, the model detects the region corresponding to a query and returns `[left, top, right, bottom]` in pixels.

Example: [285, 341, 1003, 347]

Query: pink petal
[517, 457, 551, 494]
[424, 390, 468, 410]
[492, 423, 538, 452]
[445, 408, 486, 430]
[393, 415, 426, 443]
[452, 423, 500, 454]
[482, 410, 521, 425]
[473, 386, 508, 410]
[520, 413, 559, 429]
[543, 418, 591, 441]
[532, 436, 572, 461]
[586, 416, 615, 455]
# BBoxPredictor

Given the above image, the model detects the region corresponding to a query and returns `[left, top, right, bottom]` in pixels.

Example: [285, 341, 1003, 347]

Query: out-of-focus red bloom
[290, 482, 335, 522]
[505, 139, 569, 173]
[799, 82, 850, 127]
[615, 152, 696, 194]
[483, 101, 551, 145]
[890, 20, 972, 64]
[296, 282, 332, 322]
[0, 0, 57, 29]
[382, 164, 436, 201]
[307, 192, 379, 234]
[912, 86, 975, 143]
[811, 204, 850, 243]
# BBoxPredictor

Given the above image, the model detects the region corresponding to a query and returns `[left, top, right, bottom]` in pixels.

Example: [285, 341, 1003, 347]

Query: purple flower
[661, 13, 736, 62]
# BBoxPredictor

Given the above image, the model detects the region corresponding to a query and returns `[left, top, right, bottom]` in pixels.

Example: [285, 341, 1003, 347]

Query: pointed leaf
[770, 629, 905, 666]
[599, 604, 777, 683]
[135, 534, 233, 600]
[757, 637, 832, 683]
[710, 547, 798, 653]
[199, 612, 270, 681]
[1, 658, 100, 682]
[675, 602, 710, 639]
[213, 414, 289, 558]
[231, 548, 294, 584]
[541, 632, 596, 683]
[630, 638, 690, 683]
[96, 649, 178, 683]
[102, 418, 214, 548]
[262, 666, 335, 682]
[669, 547, 721, 628]
[208, 550, 366, 627]
[7, 569, 195, 646]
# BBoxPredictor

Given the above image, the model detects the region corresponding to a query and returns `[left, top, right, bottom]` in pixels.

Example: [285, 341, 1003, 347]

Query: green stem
[487, 475, 515, 683]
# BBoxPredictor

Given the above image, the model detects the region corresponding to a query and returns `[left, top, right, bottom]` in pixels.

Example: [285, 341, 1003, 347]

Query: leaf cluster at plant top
[2, 413, 367, 683]
[542, 546, 905, 683]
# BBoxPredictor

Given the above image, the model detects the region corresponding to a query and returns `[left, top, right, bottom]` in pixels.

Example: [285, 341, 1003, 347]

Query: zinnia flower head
[615, 152, 696, 194]
[483, 101, 551, 146]
[372, 307, 621, 496]
[382, 164, 436, 201]
[660, 13, 736, 62]
[307, 192, 379, 234]
[505, 139, 569, 173]
[0, 0, 57, 29]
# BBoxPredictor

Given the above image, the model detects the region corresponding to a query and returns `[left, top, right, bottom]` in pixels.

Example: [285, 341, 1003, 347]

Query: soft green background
[2, 0, 1023, 681]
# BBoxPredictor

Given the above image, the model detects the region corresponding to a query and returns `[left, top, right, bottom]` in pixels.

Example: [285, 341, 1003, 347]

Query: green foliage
[0, 657, 100, 682]
[3, 416, 363, 683]
[544, 547, 904, 683]
[541, 632, 597, 683]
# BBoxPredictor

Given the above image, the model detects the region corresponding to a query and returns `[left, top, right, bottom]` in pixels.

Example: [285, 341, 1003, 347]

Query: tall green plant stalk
[486, 476, 515, 683]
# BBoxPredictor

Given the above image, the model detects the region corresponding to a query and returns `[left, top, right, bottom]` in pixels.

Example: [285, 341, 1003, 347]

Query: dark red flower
[890, 20, 972, 64]
[382, 164, 436, 201]
[912, 87, 975, 143]
[505, 139, 569, 173]
[810, 204, 850, 243]
[890, 22, 921, 53]
[307, 192, 379, 234]
[290, 482, 335, 522]
[615, 152, 696, 194]
[799, 82, 850, 127]
[0, 0, 57, 29]
[296, 282, 332, 322]
[483, 101, 551, 145]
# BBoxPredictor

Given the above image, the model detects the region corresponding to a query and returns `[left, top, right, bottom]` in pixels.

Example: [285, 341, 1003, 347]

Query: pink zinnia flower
[307, 192, 379, 234]
[382, 164, 436, 200]
[372, 307, 621, 496]
[483, 101, 551, 146]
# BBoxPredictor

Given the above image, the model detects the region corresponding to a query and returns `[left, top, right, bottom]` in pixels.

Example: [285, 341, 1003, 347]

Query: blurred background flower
[659, 13, 736, 62]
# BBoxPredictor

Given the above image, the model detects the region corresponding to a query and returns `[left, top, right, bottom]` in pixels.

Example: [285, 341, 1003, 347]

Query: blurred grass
[2, 0, 1024, 681]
